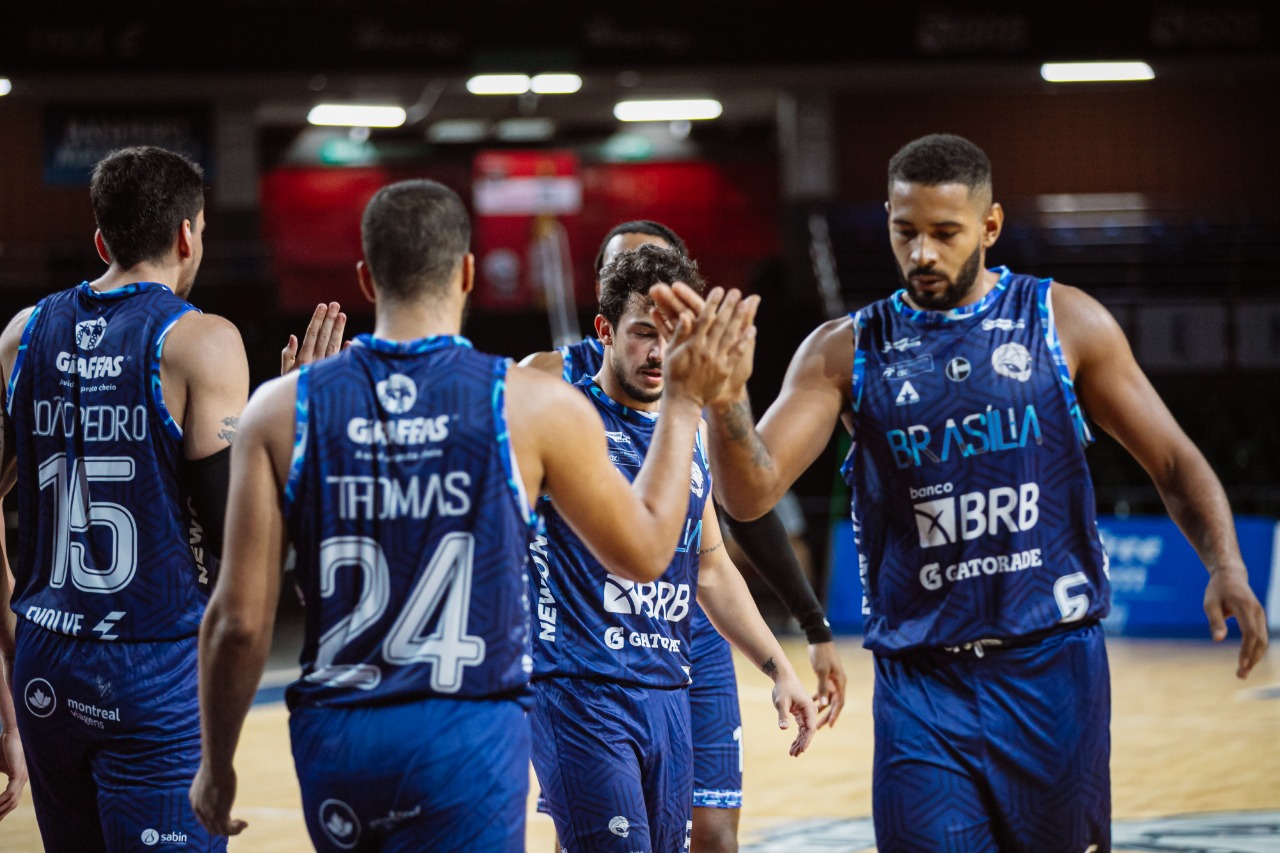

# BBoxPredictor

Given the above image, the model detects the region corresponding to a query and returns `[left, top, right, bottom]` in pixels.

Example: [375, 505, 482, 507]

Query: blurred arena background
[1, 3, 1278, 850]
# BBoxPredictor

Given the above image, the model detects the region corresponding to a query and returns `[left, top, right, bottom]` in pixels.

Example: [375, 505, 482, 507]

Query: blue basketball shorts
[289, 695, 529, 852]
[872, 622, 1111, 853]
[531, 677, 693, 852]
[687, 618, 742, 810]
[12, 618, 226, 852]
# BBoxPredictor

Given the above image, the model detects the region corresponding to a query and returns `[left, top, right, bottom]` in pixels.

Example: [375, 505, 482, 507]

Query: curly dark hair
[361, 179, 471, 301]
[90, 147, 205, 270]
[592, 220, 687, 275]
[598, 243, 706, 328]
[888, 134, 992, 201]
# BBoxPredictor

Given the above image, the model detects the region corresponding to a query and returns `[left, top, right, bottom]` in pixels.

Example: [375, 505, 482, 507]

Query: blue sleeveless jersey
[558, 337, 604, 383]
[5, 281, 209, 642]
[843, 267, 1110, 655]
[283, 335, 538, 709]
[531, 378, 711, 689]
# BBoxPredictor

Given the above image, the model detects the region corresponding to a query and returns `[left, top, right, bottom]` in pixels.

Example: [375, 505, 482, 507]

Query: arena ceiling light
[427, 119, 491, 143]
[307, 104, 406, 127]
[530, 74, 582, 95]
[0, 78, 11, 97]
[613, 99, 723, 122]
[1040, 61, 1154, 83]
[466, 74, 532, 95]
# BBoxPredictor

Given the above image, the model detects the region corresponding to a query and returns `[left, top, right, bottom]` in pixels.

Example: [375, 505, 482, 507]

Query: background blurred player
[521, 221, 845, 851]
[529, 243, 815, 852]
[0, 145, 248, 851]
[189, 179, 756, 851]
[696, 133, 1268, 852]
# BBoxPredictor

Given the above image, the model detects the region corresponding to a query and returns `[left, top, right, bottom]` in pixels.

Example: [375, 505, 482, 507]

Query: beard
[897, 243, 982, 311]
[609, 350, 663, 405]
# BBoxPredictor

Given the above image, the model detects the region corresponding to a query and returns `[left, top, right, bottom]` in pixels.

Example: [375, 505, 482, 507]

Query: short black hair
[593, 220, 687, 275]
[888, 134, 992, 201]
[598, 243, 706, 328]
[90, 146, 205, 270]
[361, 179, 471, 301]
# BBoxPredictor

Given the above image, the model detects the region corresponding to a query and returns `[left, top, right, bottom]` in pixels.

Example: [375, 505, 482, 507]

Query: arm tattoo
[762, 656, 779, 678]
[697, 540, 724, 556]
[723, 399, 755, 441]
[724, 399, 773, 471]
[217, 416, 239, 444]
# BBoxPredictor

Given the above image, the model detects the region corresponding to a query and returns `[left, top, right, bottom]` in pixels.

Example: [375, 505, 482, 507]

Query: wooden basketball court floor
[3, 636, 1277, 851]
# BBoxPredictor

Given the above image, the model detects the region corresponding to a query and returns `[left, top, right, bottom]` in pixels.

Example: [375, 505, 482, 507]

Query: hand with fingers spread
[808, 640, 848, 729]
[1203, 565, 1269, 679]
[771, 672, 818, 757]
[281, 302, 347, 375]
[652, 284, 759, 409]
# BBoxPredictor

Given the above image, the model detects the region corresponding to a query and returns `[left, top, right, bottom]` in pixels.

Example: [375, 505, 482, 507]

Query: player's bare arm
[1053, 282, 1268, 677]
[705, 314, 854, 521]
[191, 374, 295, 837]
[695, 499, 816, 756]
[516, 348, 566, 376]
[160, 311, 250, 459]
[0, 529, 28, 822]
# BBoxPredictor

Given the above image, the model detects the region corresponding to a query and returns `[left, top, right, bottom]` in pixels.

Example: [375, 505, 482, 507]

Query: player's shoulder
[517, 348, 566, 377]
[0, 305, 38, 371]
[506, 363, 594, 420]
[243, 371, 300, 432]
[1046, 281, 1123, 337]
[801, 314, 857, 355]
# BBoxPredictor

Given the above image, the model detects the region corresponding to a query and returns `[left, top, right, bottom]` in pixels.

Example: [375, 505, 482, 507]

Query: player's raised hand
[190, 762, 248, 838]
[281, 302, 347, 375]
[1203, 564, 1268, 678]
[772, 672, 817, 757]
[659, 286, 759, 409]
[808, 640, 848, 728]
[648, 281, 705, 339]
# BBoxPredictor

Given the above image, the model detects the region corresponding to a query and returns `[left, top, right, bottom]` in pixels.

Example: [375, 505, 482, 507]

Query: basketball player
[692, 134, 1269, 851]
[521, 221, 845, 851]
[188, 179, 757, 851]
[0, 146, 248, 850]
[529, 243, 816, 852]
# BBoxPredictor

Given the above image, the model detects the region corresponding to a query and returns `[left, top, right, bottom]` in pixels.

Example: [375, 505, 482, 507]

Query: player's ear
[95, 230, 112, 265]
[356, 261, 377, 304]
[983, 202, 1004, 249]
[459, 253, 475, 295]
[594, 314, 614, 347]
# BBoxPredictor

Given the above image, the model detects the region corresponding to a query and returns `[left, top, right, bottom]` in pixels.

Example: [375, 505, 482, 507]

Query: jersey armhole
[493, 358, 537, 530]
[150, 306, 201, 441]
[840, 310, 865, 485]
[1038, 280, 1094, 446]
[283, 365, 311, 514]
[4, 301, 46, 416]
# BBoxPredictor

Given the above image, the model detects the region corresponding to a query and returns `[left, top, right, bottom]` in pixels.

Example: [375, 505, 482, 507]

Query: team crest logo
[991, 342, 1032, 382]
[24, 677, 57, 718]
[608, 816, 631, 838]
[945, 357, 971, 382]
[319, 799, 361, 849]
[75, 317, 108, 350]
[375, 373, 417, 414]
[690, 462, 705, 498]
